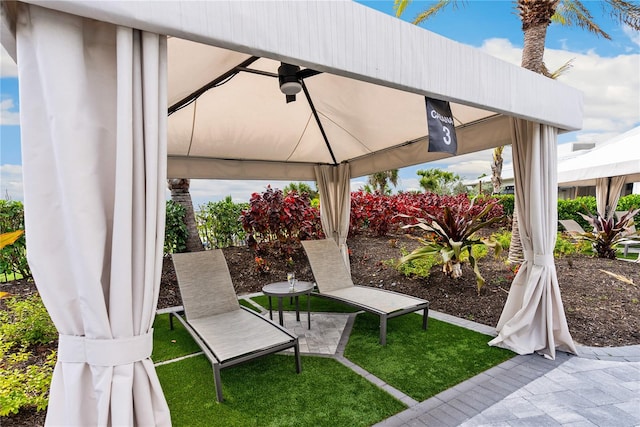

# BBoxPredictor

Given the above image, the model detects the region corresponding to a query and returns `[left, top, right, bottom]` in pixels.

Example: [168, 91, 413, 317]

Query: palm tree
[395, 0, 640, 263]
[417, 168, 462, 195]
[367, 170, 399, 195]
[491, 146, 504, 195]
[167, 179, 204, 252]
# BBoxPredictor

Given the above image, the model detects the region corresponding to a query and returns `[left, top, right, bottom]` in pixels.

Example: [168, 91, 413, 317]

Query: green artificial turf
[344, 313, 515, 401]
[155, 354, 406, 427]
[152, 314, 202, 363]
[239, 298, 262, 312]
[249, 294, 359, 313]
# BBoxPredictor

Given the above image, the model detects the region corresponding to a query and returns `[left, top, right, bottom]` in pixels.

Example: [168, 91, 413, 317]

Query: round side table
[262, 281, 313, 329]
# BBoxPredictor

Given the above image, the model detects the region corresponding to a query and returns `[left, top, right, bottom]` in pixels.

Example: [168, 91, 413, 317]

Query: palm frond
[413, 0, 456, 25]
[554, 0, 611, 39]
[548, 58, 575, 79]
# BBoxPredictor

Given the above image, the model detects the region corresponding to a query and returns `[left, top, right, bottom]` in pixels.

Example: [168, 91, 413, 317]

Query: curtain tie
[524, 250, 554, 267]
[57, 330, 153, 366]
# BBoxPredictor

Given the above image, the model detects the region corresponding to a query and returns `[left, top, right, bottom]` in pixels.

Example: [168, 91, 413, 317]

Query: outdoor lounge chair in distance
[171, 250, 301, 402]
[302, 239, 429, 345]
[558, 219, 586, 236]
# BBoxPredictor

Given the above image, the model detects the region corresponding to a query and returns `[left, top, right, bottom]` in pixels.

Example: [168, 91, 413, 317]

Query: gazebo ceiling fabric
[166, 40, 511, 180]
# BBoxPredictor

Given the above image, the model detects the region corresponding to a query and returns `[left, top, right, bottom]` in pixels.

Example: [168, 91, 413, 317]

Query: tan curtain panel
[17, 4, 171, 425]
[489, 118, 577, 359]
[596, 176, 626, 220]
[314, 163, 352, 270]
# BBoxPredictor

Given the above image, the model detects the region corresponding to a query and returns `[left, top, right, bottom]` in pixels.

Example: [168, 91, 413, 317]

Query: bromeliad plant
[399, 198, 503, 294]
[577, 207, 640, 259]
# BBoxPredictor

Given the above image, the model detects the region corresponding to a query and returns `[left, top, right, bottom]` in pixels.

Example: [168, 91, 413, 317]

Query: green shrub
[554, 233, 578, 257]
[0, 295, 57, 351]
[389, 248, 438, 279]
[164, 200, 188, 254]
[0, 348, 56, 416]
[0, 294, 57, 416]
[558, 196, 597, 230]
[197, 196, 248, 249]
[0, 200, 31, 281]
[494, 194, 514, 217]
[491, 229, 512, 251]
[616, 194, 640, 224]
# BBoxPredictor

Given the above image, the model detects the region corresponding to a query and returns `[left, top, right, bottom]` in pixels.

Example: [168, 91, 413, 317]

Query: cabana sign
[426, 97, 457, 155]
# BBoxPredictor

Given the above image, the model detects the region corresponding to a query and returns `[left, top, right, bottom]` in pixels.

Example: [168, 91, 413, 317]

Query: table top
[262, 280, 314, 297]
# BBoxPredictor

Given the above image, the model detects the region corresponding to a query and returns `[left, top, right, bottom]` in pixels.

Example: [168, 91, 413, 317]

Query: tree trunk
[508, 0, 558, 263]
[491, 146, 504, 194]
[508, 205, 524, 264]
[168, 179, 204, 252]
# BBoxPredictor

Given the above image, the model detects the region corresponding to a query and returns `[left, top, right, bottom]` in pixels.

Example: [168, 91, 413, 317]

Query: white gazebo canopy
[558, 125, 640, 187]
[558, 125, 640, 217]
[2, 1, 582, 425]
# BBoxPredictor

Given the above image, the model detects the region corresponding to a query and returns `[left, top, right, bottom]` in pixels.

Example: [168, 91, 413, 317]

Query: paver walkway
[240, 294, 640, 426]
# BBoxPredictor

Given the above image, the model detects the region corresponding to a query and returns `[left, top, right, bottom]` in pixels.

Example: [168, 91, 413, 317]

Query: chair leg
[214, 363, 223, 403]
[169, 312, 175, 330]
[294, 342, 302, 374]
[379, 315, 387, 346]
[422, 307, 429, 330]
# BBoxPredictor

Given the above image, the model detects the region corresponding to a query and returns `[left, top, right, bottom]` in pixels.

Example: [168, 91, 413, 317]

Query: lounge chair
[171, 250, 301, 402]
[301, 239, 429, 345]
[558, 219, 585, 236]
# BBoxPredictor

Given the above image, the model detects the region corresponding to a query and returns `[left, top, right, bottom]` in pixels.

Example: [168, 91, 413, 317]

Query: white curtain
[596, 176, 626, 220]
[489, 119, 577, 359]
[314, 164, 352, 269]
[17, 4, 171, 425]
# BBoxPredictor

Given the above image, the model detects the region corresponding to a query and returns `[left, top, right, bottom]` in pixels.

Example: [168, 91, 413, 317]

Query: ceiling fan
[277, 62, 321, 103]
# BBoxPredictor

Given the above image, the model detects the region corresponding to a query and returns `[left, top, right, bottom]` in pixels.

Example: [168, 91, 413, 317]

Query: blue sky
[1, 1, 639, 206]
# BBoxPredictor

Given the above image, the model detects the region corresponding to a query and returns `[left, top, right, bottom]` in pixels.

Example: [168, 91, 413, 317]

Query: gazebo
[558, 125, 640, 217]
[2, 1, 582, 425]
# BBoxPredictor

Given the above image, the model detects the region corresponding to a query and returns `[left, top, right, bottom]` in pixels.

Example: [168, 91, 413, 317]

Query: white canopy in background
[3, 1, 583, 425]
[558, 126, 640, 187]
[558, 126, 640, 218]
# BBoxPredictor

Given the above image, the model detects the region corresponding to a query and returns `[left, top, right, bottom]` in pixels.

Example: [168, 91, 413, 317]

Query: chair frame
[169, 307, 301, 403]
[170, 250, 301, 402]
[310, 288, 428, 346]
[302, 239, 429, 345]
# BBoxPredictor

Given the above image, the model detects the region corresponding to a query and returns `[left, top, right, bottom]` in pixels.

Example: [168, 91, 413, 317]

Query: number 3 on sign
[442, 126, 451, 145]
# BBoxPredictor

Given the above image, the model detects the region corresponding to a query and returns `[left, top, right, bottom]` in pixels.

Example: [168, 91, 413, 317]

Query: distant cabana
[558, 126, 640, 218]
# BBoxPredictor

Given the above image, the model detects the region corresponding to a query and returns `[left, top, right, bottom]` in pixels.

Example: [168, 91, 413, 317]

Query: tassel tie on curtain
[57, 331, 153, 366]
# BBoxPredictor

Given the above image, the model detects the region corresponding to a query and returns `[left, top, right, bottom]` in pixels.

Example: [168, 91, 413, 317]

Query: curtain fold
[17, 4, 171, 425]
[595, 176, 625, 220]
[314, 164, 351, 270]
[488, 118, 577, 359]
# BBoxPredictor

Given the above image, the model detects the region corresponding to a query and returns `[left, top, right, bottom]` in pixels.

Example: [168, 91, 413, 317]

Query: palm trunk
[508, 204, 524, 264]
[168, 179, 204, 252]
[491, 146, 504, 194]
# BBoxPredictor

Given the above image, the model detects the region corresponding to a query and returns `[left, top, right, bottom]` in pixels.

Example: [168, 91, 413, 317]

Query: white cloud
[480, 38, 640, 136]
[0, 98, 20, 125]
[0, 46, 18, 78]
[0, 164, 23, 201]
[185, 179, 312, 207]
[623, 24, 640, 48]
